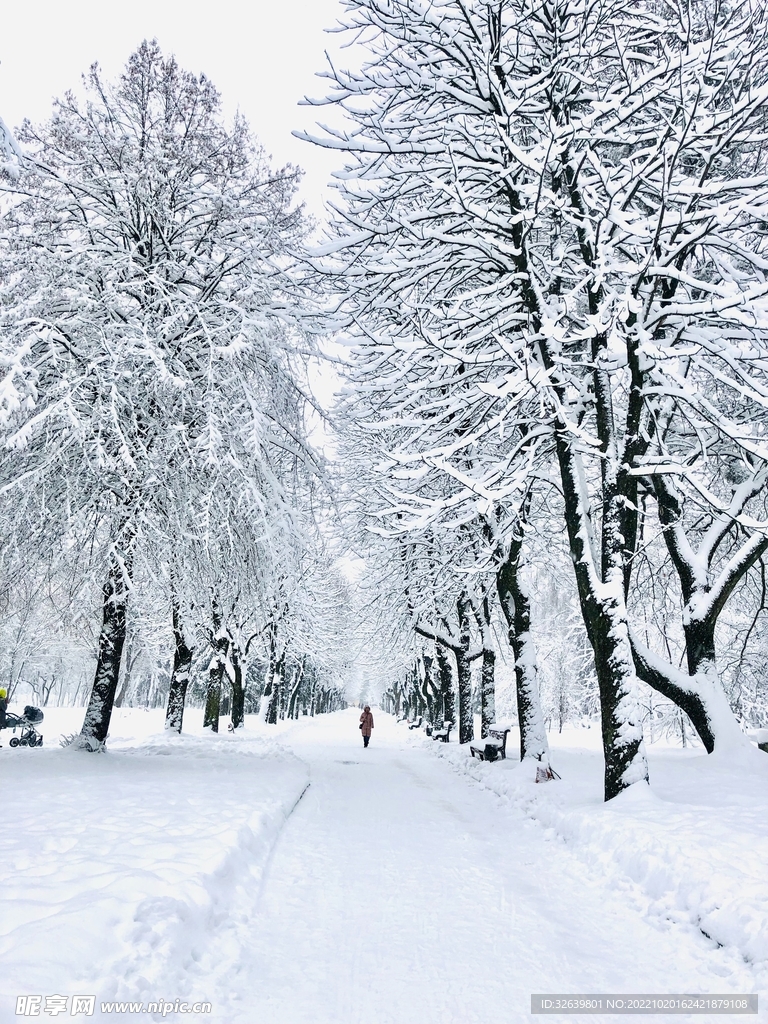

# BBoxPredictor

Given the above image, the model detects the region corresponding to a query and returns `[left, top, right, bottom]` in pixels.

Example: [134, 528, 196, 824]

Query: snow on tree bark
[627, 474, 764, 753]
[470, 591, 496, 739]
[203, 596, 229, 733]
[78, 548, 132, 748]
[495, 519, 550, 764]
[229, 645, 247, 730]
[435, 645, 456, 729]
[456, 593, 474, 744]
[165, 596, 194, 734]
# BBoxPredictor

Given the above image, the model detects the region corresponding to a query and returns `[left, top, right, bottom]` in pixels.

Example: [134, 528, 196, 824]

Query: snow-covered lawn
[429, 721, 768, 984]
[0, 708, 309, 1018]
[1, 707, 765, 1023]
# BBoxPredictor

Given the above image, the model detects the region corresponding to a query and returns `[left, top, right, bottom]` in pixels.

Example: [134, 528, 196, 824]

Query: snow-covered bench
[469, 726, 510, 762]
[432, 720, 452, 743]
[408, 716, 423, 730]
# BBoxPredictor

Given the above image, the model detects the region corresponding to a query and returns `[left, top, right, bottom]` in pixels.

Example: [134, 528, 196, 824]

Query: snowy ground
[0, 708, 309, 1021]
[440, 721, 768, 972]
[1, 707, 765, 1023]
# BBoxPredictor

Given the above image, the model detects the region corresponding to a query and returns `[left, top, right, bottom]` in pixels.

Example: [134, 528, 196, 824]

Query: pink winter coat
[359, 709, 374, 737]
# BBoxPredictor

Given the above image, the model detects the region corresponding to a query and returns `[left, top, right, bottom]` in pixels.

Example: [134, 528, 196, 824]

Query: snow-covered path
[3, 707, 762, 1024]
[204, 710, 759, 1024]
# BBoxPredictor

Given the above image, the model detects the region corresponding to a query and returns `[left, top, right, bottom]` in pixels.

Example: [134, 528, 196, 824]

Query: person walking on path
[359, 705, 374, 748]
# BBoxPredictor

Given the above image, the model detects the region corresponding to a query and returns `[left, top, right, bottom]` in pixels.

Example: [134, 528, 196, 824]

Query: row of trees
[3, 5, 768, 792]
[306, 0, 768, 799]
[0, 43, 354, 744]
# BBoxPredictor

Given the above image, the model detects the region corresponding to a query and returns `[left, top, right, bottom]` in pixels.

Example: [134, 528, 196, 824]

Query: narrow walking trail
[205, 710, 755, 1024]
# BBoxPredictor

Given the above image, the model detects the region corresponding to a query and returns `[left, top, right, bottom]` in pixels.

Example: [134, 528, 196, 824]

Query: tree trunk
[78, 550, 131, 748]
[422, 653, 439, 727]
[230, 645, 245, 729]
[203, 597, 228, 732]
[631, 475, 757, 754]
[287, 657, 306, 720]
[495, 536, 550, 763]
[435, 643, 455, 727]
[684, 620, 746, 750]
[552, 428, 648, 800]
[260, 623, 278, 723]
[456, 593, 473, 743]
[456, 650, 473, 743]
[535, 160, 648, 799]
[266, 652, 284, 725]
[203, 645, 227, 732]
[480, 647, 496, 739]
[114, 637, 141, 709]
[631, 619, 746, 754]
[165, 597, 194, 733]
[411, 663, 424, 719]
[470, 591, 497, 740]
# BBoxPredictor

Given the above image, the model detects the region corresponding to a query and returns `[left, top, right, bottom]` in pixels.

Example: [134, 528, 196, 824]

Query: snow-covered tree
[0, 41, 314, 747]
[305, 0, 768, 795]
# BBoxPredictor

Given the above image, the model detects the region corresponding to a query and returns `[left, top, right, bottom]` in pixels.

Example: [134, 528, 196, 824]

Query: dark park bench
[408, 716, 423, 730]
[431, 720, 453, 743]
[469, 725, 510, 762]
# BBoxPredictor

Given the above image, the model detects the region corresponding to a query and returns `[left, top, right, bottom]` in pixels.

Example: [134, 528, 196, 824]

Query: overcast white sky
[2, 0, 349, 214]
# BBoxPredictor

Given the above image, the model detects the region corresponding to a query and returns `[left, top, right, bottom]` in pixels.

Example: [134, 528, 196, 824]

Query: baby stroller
[5, 705, 44, 747]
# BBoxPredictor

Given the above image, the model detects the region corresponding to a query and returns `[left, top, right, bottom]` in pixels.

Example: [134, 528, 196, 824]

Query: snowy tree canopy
[304, 0, 768, 797]
[0, 42, 353, 744]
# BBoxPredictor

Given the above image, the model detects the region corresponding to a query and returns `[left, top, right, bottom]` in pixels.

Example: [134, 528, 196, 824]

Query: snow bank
[0, 708, 309, 1016]
[421, 725, 768, 981]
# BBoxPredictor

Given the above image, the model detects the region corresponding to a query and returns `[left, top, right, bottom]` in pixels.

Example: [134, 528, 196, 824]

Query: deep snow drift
[0, 707, 765, 1023]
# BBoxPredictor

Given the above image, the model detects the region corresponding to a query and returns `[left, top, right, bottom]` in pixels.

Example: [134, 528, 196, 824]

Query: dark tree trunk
[286, 657, 306, 720]
[261, 623, 278, 722]
[470, 592, 497, 739]
[79, 550, 131, 747]
[230, 645, 246, 730]
[422, 654, 439, 726]
[495, 527, 550, 763]
[203, 644, 227, 732]
[267, 652, 284, 725]
[456, 650, 473, 743]
[435, 643, 455, 726]
[412, 663, 425, 718]
[456, 593, 474, 743]
[630, 630, 724, 755]
[165, 599, 194, 733]
[203, 597, 228, 732]
[551, 428, 648, 800]
[479, 647, 496, 739]
[629, 475, 759, 754]
[685, 618, 716, 678]
[500, 149, 649, 798]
